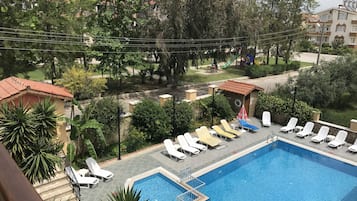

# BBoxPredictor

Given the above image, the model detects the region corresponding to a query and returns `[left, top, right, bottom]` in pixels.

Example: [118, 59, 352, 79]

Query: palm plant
[0, 100, 63, 184]
[66, 99, 106, 159]
[107, 187, 145, 201]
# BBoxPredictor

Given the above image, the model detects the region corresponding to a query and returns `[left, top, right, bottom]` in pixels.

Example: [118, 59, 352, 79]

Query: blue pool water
[134, 141, 357, 201]
[197, 141, 357, 201]
[133, 173, 195, 201]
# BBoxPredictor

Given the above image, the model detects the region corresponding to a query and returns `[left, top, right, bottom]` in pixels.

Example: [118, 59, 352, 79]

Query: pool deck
[80, 118, 357, 201]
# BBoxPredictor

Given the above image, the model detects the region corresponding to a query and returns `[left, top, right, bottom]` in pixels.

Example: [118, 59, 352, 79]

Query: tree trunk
[51, 58, 56, 85]
[275, 44, 279, 65]
[266, 48, 270, 64]
[285, 39, 293, 64]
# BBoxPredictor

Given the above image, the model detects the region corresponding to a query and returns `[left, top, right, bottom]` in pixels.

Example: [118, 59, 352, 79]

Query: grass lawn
[182, 66, 245, 83]
[17, 69, 46, 81]
[320, 104, 357, 127]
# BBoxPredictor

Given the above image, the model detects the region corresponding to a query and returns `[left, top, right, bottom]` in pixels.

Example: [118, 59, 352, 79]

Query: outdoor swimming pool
[133, 173, 196, 201]
[133, 140, 357, 201]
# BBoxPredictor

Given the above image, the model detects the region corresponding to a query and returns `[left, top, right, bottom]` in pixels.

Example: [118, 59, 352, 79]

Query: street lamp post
[316, 22, 325, 66]
[211, 88, 215, 127]
[117, 105, 121, 160]
[291, 86, 297, 115]
[172, 95, 176, 136]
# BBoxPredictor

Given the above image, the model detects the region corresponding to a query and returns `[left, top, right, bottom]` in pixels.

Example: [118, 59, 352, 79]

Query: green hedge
[255, 93, 317, 126]
[132, 99, 172, 142]
[246, 62, 300, 78]
[195, 94, 235, 125]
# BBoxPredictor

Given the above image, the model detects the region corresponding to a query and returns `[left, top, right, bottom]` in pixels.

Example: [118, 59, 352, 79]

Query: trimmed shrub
[197, 94, 235, 125]
[124, 127, 147, 153]
[246, 63, 300, 78]
[255, 92, 316, 125]
[163, 101, 193, 137]
[132, 99, 171, 142]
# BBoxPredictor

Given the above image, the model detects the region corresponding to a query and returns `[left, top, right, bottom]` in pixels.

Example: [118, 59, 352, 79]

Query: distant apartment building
[305, 6, 357, 48]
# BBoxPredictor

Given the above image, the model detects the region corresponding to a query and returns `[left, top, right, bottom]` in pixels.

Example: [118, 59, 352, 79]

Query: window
[352, 25, 357, 32]
[351, 37, 356, 44]
[338, 11, 347, 20]
[336, 24, 346, 32]
[320, 14, 329, 21]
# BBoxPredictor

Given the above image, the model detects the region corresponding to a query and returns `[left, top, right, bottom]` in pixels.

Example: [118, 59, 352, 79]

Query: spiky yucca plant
[107, 187, 146, 201]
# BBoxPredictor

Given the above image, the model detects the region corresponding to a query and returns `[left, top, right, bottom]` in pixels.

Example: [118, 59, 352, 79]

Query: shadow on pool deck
[80, 118, 357, 201]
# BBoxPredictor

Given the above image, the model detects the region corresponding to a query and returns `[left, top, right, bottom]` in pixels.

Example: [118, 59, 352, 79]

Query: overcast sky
[316, 0, 343, 12]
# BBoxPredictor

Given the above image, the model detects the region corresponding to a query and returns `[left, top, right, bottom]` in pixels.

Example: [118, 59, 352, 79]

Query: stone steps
[34, 171, 78, 201]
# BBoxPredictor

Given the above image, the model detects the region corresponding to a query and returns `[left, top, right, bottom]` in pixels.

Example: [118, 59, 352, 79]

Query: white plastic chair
[86, 157, 114, 181]
[311, 126, 330, 143]
[280, 117, 298, 133]
[177, 135, 200, 155]
[328, 130, 348, 148]
[296, 122, 314, 138]
[262, 111, 271, 127]
[183, 133, 207, 151]
[348, 139, 357, 152]
[65, 166, 99, 188]
[164, 139, 187, 160]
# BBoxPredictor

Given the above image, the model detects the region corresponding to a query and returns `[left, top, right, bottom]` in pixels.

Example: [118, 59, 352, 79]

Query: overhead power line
[0, 31, 306, 49]
[0, 26, 302, 43]
[0, 34, 306, 54]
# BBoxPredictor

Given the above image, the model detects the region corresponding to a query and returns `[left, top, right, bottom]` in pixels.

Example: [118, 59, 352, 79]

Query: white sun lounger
[311, 126, 330, 143]
[328, 130, 348, 148]
[177, 135, 200, 155]
[280, 117, 298, 133]
[262, 111, 271, 127]
[296, 122, 314, 138]
[164, 139, 186, 160]
[86, 157, 114, 181]
[65, 166, 99, 188]
[348, 139, 357, 153]
[184, 133, 207, 151]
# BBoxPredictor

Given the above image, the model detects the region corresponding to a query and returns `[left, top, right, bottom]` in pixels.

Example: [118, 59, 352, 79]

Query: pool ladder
[267, 133, 277, 143]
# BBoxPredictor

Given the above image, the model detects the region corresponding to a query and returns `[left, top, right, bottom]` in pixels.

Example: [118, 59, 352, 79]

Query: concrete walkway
[80, 118, 357, 201]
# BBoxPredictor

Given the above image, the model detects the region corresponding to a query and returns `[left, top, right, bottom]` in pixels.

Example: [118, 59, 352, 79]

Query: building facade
[306, 6, 357, 48]
[0, 77, 73, 153]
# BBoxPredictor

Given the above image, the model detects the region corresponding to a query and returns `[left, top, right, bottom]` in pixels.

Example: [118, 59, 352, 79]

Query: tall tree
[90, 0, 146, 86]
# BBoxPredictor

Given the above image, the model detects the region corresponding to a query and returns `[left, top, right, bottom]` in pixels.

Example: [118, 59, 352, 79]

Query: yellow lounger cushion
[196, 127, 221, 147]
[221, 119, 242, 136]
[212, 126, 236, 139]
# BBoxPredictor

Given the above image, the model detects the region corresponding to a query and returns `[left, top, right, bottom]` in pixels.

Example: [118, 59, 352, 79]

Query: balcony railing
[0, 143, 43, 201]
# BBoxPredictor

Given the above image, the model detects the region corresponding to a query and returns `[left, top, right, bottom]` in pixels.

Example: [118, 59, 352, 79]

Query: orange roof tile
[219, 80, 264, 96]
[0, 77, 73, 102]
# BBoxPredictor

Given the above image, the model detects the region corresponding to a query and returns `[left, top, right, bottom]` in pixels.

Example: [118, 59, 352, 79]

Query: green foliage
[321, 43, 352, 55]
[132, 99, 171, 142]
[66, 142, 76, 164]
[255, 93, 316, 125]
[107, 187, 144, 201]
[321, 106, 357, 127]
[0, 100, 62, 183]
[296, 39, 315, 52]
[246, 62, 300, 78]
[163, 101, 193, 137]
[66, 100, 106, 160]
[56, 66, 107, 100]
[198, 94, 235, 125]
[84, 139, 98, 159]
[124, 127, 147, 153]
[274, 54, 357, 108]
[87, 97, 121, 137]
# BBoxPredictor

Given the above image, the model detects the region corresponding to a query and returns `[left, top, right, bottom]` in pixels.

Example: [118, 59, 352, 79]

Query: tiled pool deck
[80, 118, 357, 201]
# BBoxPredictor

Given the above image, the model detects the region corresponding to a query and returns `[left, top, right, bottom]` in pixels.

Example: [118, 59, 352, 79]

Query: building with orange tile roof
[0, 76, 73, 153]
